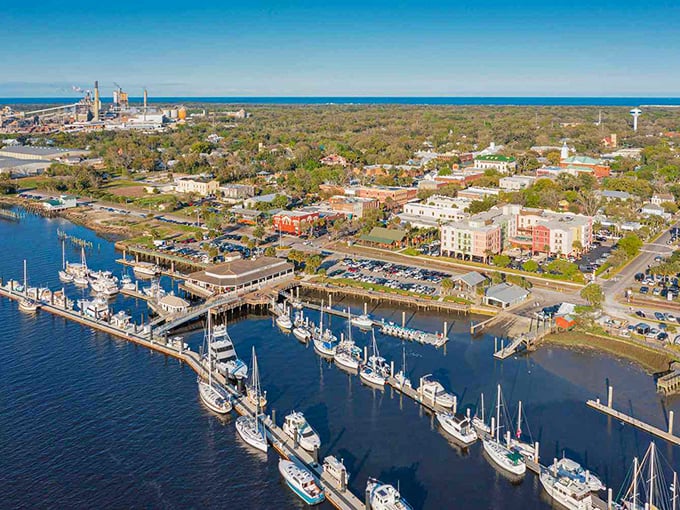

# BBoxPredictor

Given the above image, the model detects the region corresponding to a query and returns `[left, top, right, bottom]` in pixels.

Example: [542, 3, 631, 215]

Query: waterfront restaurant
[184, 257, 294, 296]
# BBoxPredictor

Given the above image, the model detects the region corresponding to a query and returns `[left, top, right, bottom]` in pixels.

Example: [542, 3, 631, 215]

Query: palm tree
[441, 277, 454, 296]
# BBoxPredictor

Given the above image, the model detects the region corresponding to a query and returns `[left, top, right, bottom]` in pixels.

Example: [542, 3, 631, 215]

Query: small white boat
[360, 332, 386, 387]
[540, 468, 595, 510]
[293, 326, 311, 343]
[366, 478, 413, 510]
[276, 313, 293, 330]
[278, 458, 325, 505]
[58, 270, 74, 283]
[91, 279, 119, 296]
[547, 457, 604, 493]
[312, 300, 338, 357]
[472, 392, 492, 436]
[282, 411, 321, 452]
[323, 456, 350, 486]
[437, 413, 478, 446]
[132, 262, 159, 276]
[394, 347, 412, 389]
[78, 294, 110, 320]
[19, 298, 39, 312]
[122, 282, 136, 291]
[73, 275, 89, 287]
[418, 375, 456, 408]
[351, 313, 373, 329]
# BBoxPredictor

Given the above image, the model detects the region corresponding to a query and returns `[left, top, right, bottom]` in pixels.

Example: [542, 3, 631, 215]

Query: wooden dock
[587, 398, 680, 446]
[0, 283, 366, 510]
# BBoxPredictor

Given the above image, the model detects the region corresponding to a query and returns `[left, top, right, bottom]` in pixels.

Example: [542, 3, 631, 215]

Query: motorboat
[436, 412, 478, 446]
[366, 478, 413, 510]
[235, 347, 268, 453]
[351, 313, 373, 329]
[547, 457, 604, 493]
[19, 298, 39, 312]
[323, 456, 350, 486]
[210, 325, 248, 380]
[417, 375, 456, 409]
[482, 385, 526, 477]
[540, 468, 596, 510]
[276, 312, 293, 330]
[282, 411, 321, 452]
[58, 270, 74, 283]
[198, 312, 232, 415]
[73, 275, 89, 287]
[78, 294, 110, 320]
[278, 458, 325, 505]
[91, 279, 119, 296]
[132, 261, 159, 277]
[142, 282, 166, 299]
[122, 281, 136, 291]
[293, 325, 311, 343]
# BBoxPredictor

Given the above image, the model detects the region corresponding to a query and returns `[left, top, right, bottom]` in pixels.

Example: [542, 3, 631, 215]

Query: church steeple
[560, 141, 569, 161]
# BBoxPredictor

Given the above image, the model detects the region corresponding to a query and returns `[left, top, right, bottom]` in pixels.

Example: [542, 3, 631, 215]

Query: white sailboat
[360, 330, 387, 387]
[482, 384, 526, 477]
[334, 311, 362, 372]
[275, 304, 293, 330]
[198, 312, 232, 415]
[18, 260, 39, 312]
[313, 300, 338, 357]
[235, 347, 268, 453]
[394, 346, 412, 389]
[282, 411, 321, 452]
[246, 346, 267, 408]
[472, 392, 492, 436]
[58, 239, 74, 282]
[72, 247, 89, 287]
[509, 400, 537, 462]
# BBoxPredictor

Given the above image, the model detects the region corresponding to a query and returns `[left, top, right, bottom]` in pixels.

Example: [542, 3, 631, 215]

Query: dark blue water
[3, 97, 680, 106]
[1, 210, 679, 509]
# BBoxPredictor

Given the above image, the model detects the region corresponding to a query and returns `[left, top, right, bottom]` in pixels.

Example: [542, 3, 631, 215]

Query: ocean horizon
[2, 96, 680, 106]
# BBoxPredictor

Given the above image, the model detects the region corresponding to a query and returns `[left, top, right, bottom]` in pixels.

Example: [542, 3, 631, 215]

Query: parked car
[639, 287, 649, 294]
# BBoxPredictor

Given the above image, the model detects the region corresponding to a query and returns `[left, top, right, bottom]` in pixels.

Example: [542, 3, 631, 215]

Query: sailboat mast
[649, 442, 656, 509]
[347, 308, 352, 343]
[517, 401, 522, 438]
[633, 456, 639, 507]
[672, 470, 678, 510]
[481, 393, 485, 423]
[496, 384, 501, 442]
[320, 300, 324, 332]
[23, 259, 27, 289]
[62, 239, 66, 270]
[207, 311, 212, 386]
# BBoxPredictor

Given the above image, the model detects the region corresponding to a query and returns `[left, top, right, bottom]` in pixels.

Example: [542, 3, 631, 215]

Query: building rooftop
[0, 146, 88, 157]
[188, 257, 293, 287]
[475, 154, 516, 162]
[455, 271, 487, 287]
[360, 227, 406, 244]
[485, 283, 529, 303]
[562, 155, 605, 166]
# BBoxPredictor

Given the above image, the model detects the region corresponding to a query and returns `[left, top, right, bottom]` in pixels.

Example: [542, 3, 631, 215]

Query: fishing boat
[246, 346, 267, 408]
[366, 478, 413, 510]
[393, 346, 412, 389]
[472, 392, 492, 436]
[198, 312, 232, 415]
[276, 309, 293, 330]
[18, 260, 39, 312]
[615, 441, 677, 510]
[437, 412, 478, 446]
[78, 294, 110, 320]
[417, 375, 456, 409]
[360, 330, 387, 387]
[58, 239, 74, 282]
[540, 467, 596, 510]
[482, 385, 526, 477]
[282, 411, 321, 452]
[293, 325, 312, 343]
[547, 456, 605, 493]
[235, 347, 268, 453]
[278, 458, 325, 505]
[132, 261, 159, 277]
[210, 324, 248, 380]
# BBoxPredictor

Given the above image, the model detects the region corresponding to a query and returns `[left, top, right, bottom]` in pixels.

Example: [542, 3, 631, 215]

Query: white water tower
[630, 108, 642, 131]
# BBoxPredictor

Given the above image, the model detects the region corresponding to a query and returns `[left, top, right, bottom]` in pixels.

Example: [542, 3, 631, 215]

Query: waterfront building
[327, 195, 379, 218]
[185, 257, 294, 296]
[175, 176, 220, 196]
[453, 271, 488, 294]
[440, 218, 502, 259]
[484, 283, 529, 308]
[473, 154, 517, 173]
[42, 195, 77, 211]
[272, 210, 320, 235]
[158, 294, 190, 314]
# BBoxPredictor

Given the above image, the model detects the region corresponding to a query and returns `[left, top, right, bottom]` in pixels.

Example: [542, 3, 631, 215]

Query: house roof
[475, 154, 516, 163]
[454, 271, 487, 287]
[360, 227, 406, 245]
[485, 283, 529, 304]
[562, 155, 605, 166]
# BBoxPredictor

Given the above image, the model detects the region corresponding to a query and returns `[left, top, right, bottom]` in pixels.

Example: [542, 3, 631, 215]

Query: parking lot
[325, 258, 452, 296]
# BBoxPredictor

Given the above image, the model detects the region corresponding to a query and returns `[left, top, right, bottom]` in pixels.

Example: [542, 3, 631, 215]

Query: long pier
[587, 385, 680, 447]
[0, 283, 365, 510]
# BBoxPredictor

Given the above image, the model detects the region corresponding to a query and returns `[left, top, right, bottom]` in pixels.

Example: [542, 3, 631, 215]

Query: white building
[473, 154, 517, 173]
[499, 175, 535, 191]
[400, 195, 471, 227]
[42, 195, 77, 211]
[175, 176, 220, 196]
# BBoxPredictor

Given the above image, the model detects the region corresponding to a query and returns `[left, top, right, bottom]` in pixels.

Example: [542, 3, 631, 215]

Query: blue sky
[2, 0, 679, 97]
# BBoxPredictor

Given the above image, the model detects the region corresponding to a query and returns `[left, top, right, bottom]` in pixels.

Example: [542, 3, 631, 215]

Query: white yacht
[436, 412, 478, 446]
[278, 458, 325, 506]
[351, 313, 373, 329]
[78, 294, 110, 320]
[366, 478, 413, 510]
[235, 347, 268, 453]
[58, 270, 74, 283]
[472, 392, 492, 436]
[91, 279, 119, 296]
[323, 456, 350, 486]
[282, 411, 321, 452]
[210, 324, 248, 380]
[360, 331, 387, 387]
[198, 313, 232, 415]
[547, 457, 604, 493]
[482, 385, 526, 477]
[132, 261, 159, 277]
[540, 468, 596, 510]
[73, 275, 89, 287]
[276, 310, 293, 330]
[417, 375, 456, 409]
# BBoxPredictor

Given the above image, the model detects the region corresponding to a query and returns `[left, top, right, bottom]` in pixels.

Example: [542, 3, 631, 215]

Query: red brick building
[272, 210, 320, 235]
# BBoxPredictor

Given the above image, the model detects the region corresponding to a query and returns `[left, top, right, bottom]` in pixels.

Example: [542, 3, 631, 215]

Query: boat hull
[436, 414, 478, 446]
[198, 381, 231, 415]
[540, 472, 593, 510]
[235, 416, 268, 453]
[483, 439, 526, 476]
[279, 460, 325, 505]
[359, 368, 385, 388]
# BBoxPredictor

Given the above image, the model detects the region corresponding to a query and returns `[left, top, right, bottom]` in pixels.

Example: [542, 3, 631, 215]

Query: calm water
[1, 211, 679, 509]
[3, 97, 680, 106]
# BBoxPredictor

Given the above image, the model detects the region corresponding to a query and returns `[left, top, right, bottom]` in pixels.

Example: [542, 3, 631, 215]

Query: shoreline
[540, 331, 675, 374]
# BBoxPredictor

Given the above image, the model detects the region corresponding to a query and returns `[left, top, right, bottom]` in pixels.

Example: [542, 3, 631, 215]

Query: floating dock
[587, 385, 680, 447]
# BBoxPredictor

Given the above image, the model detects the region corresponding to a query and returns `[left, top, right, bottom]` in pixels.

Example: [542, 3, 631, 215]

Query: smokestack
[93, 80, 100, 121]
[143, 88, 148, 120]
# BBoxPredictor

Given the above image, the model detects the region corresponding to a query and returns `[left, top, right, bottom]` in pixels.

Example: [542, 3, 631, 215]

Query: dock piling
[670, 410, 675, 435]
[607, 385, 613, 408]
[444, 321, 448, 337]
[608, 488, 612, 509]
[390, 361, 394, 377]
[402, 311, 406, 328]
